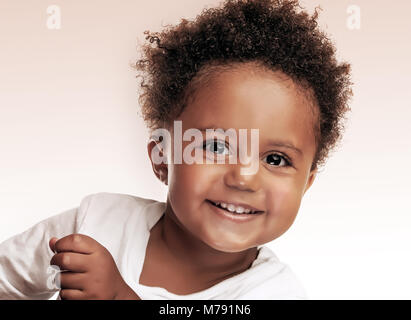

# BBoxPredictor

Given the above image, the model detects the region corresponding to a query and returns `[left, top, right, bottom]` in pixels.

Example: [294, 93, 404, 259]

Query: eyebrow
[266, 140, 303, 156]
[197, 126, 303, 156]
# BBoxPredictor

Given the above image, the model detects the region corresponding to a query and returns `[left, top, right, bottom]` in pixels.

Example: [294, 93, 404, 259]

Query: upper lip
[208, 199, 264, 213]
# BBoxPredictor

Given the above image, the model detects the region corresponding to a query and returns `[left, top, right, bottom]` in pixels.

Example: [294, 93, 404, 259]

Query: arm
[0, 195, 93, 300]
[115, 284, 141, 300]
[0, 208, 78, 299]
[49, 234, 142, 300]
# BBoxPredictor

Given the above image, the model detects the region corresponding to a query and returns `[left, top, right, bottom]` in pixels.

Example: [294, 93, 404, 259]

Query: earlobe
[147, 139, 168, 186]
[159, 169, 168, 186]
[303, 169, 317, 195]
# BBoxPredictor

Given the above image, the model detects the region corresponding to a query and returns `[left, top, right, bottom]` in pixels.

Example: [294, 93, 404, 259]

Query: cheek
[265, 180, 302, 218]
[168, 164, 217, 214]
[262, 182, 303, 240]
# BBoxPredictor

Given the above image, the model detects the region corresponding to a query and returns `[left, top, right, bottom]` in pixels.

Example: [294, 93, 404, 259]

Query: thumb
[49, 237, 58, 253]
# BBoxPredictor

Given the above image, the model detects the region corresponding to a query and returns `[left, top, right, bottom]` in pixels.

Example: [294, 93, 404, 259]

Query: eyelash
[264, 153, 292, 168]
[202, 139, 293, 168]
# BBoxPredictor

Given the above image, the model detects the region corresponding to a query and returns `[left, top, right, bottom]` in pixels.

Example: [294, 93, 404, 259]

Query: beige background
[0, 0, 410, 299]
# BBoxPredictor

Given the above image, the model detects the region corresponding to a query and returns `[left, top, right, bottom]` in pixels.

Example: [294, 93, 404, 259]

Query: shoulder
[239, 246, 308, 300]
[79, 192, 159, 211]
[77, 192, 162, 228]
[78, 192, 160, 221]
[75, 192, 163, 253]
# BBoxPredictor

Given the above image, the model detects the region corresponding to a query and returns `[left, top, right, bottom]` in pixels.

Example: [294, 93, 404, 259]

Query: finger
[59, 271, 87, 290]
[49, 237, 58, 253]
[59, 289, 86, 300]
[54, 234, 101, 254]
[50, 252, 89, 273]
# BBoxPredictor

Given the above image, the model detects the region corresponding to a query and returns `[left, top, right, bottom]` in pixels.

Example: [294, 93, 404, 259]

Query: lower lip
[206, 200, 264, 223]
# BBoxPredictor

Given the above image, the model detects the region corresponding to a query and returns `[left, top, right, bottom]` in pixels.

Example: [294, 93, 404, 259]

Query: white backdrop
[1, 0, 410, 299]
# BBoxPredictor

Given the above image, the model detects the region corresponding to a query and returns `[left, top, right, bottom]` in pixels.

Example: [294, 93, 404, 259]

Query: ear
[303, 168, 317, 195]
[147, 139, 168, 186]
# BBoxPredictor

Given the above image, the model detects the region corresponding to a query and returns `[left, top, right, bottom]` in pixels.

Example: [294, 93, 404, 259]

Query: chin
[204, 237, 254, 253]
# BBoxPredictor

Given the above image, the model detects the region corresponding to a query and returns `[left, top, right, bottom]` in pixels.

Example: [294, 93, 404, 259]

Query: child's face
[149, 67, 318, 253]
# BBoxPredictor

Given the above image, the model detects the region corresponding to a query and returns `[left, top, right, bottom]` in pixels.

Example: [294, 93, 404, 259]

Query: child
[0, 0, 352, 299]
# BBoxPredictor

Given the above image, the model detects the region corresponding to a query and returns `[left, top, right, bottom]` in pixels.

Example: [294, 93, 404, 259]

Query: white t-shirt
[0, 192, 307, 300]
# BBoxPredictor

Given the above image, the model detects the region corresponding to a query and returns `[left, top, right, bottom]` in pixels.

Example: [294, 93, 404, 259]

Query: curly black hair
[133, 0, 353, 171]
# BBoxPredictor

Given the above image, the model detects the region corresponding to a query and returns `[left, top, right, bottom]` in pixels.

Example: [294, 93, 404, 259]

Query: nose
[223, 163, 261, 192]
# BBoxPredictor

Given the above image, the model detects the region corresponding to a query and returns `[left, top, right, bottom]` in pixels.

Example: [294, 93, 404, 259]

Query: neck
[157, 199, 259, 282]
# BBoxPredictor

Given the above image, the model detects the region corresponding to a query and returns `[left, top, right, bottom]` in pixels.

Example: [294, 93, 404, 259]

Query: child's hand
[49, 234, 140, 300]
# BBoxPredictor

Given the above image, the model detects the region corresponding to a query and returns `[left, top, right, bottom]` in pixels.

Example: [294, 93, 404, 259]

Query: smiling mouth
[206, 199, 264, 215]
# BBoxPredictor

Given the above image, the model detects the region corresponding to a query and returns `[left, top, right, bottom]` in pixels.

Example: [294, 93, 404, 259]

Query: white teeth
[227, 204, 236, 212]
[235, 206, 245, 214]
[216, 201, 254, 214]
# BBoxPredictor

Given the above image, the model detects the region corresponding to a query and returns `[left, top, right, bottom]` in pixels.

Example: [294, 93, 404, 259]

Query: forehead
[178, 68, 317, 157]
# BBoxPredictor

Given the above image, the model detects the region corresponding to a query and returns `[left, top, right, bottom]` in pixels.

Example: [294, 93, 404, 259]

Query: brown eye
[265, 153, 291, 167]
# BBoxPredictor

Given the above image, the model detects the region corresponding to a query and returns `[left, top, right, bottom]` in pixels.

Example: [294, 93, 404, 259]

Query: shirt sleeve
[0, 194, 93, 300]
